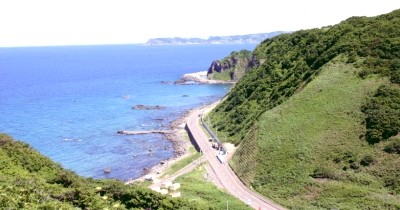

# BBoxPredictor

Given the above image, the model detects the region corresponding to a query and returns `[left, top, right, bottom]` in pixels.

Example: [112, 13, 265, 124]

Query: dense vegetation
[361, 84, 400, 144]
[209, 9, 400, 209]
[211, 9, 400, 145]
[0, 133, 243, 209]
[207, 49, 252, 81]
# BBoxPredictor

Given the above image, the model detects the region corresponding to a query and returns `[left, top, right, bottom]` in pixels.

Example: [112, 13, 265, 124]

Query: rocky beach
[125, 106, 200, 183]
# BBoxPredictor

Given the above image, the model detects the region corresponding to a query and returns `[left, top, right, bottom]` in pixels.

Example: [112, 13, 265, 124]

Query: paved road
[186, 105, 285, 210]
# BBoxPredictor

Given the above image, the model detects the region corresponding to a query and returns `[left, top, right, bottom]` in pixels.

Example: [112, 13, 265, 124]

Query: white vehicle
[247, 198, 252, 206]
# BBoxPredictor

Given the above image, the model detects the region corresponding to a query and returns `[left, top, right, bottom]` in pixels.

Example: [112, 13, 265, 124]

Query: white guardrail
[200, 114, 227, 155]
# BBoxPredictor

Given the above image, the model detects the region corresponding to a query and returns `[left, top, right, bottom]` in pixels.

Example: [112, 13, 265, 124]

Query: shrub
[361, 85, 400, 144]
[358, 69, 369, 79]
[311, 166, 334, 179]
[384, 138, 400, 154]
[360, 155, 375, 166]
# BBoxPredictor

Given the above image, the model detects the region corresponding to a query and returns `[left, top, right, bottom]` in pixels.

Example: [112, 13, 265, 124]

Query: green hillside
[207, 49, 252, 81]
[209, 9, 400, 209]
[0, 133, 247, 209]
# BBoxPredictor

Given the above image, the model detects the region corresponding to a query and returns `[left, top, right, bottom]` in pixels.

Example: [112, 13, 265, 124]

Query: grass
[175, 163, 252, 210]
[208, 70, 232, 81]
[162, 146, 201, 178]
[231, 57, 400, 209]
[159, 129, 202, 178]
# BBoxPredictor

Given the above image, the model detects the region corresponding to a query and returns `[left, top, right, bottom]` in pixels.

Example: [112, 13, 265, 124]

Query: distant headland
[145, 31, 290, 45]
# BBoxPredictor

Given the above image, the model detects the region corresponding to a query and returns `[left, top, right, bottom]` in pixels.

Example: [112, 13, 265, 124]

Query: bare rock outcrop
[132, 105, 166, 110]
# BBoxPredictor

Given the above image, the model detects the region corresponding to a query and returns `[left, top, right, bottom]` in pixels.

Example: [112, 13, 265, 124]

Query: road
[186, 105, 285, 210]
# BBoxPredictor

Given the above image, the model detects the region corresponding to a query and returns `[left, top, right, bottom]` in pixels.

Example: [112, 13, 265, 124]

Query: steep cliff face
[207, 50, 252, 81]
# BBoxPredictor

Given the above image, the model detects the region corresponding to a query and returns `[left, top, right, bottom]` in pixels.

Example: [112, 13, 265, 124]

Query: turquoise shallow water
[0, 44, 256, 180]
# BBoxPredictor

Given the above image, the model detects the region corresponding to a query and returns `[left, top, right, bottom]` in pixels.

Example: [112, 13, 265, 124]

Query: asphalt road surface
[186, 105, 285, 210]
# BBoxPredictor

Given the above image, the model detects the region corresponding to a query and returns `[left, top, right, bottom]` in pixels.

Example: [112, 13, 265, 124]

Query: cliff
[208, 9, 400, 209]
[207, 50, 252, 81]
[145, 31, 289, 45]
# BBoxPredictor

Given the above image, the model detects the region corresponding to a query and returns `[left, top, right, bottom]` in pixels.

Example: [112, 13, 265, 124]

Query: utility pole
[224, 134, 227, 155]
[226, 191, 229, 210]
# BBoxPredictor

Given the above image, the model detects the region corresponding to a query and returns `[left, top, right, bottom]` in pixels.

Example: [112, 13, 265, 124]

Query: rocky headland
[207, 49, 254, 81]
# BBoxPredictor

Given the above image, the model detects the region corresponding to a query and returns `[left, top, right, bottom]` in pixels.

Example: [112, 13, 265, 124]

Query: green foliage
[208, 70, 233, 81]
[311, 166, 335, 179]
[210, 9, 400, 145]
[384, 137, 400, 154]
[208, 50, 252, 81]
[0, 133, 210, 209]
[209, 10, 400, 208]
[229, 122, 258, 186]
[361, 84, 400, 144]
[360, 155, 375, 166]
[162, 146, 201, 178]
[174, 164, 252, 210]
[235, 62, 400, 208]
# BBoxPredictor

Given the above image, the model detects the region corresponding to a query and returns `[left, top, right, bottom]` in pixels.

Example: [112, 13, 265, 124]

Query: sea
[0, 44, 256, 181]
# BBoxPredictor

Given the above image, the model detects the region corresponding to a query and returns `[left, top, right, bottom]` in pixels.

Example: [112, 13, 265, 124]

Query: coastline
[126, 72, 231, 184]
[126, 106, 200, 183]
[176, 71, 235, 85]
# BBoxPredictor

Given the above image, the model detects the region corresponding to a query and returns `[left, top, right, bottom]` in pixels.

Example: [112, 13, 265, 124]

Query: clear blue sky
[1, 0, 399, 47]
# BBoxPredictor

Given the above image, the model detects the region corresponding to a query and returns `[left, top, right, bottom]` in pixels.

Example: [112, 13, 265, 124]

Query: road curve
[186, 105, 286, 210]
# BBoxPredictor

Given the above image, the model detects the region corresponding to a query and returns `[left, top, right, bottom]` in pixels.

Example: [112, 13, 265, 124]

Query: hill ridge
[209, 8, 400, 209]
[145, 31, 290, 45]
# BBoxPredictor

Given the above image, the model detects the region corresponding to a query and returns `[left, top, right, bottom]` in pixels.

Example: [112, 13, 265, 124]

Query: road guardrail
[200, 113, 227, 155]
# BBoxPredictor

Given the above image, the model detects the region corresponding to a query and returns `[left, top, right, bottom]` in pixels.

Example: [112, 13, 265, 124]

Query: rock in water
[132, 104, 166, 110]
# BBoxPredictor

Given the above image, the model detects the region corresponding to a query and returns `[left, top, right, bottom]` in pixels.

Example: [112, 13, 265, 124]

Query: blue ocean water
[0, 44, 256, 180]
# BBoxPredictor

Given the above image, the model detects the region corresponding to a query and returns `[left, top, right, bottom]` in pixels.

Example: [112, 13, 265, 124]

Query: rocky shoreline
[127, 107, 199, 183]
[127, 72, 231, 183]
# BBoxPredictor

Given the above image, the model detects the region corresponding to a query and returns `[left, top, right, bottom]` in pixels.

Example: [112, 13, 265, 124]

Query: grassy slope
[209, 70, 232, 81]
[208, 9, 400, 209]
[175, 164, 252, 210]
[210, 9, 400, 146]
[236, 57, 400, 209]
[162, 145, 201, 178]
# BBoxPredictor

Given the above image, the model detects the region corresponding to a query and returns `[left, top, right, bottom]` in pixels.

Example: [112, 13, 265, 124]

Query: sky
[0, 0, 399, 47]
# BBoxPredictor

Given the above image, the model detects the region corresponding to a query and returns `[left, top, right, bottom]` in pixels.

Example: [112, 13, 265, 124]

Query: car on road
[247, 198, 252, 206]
